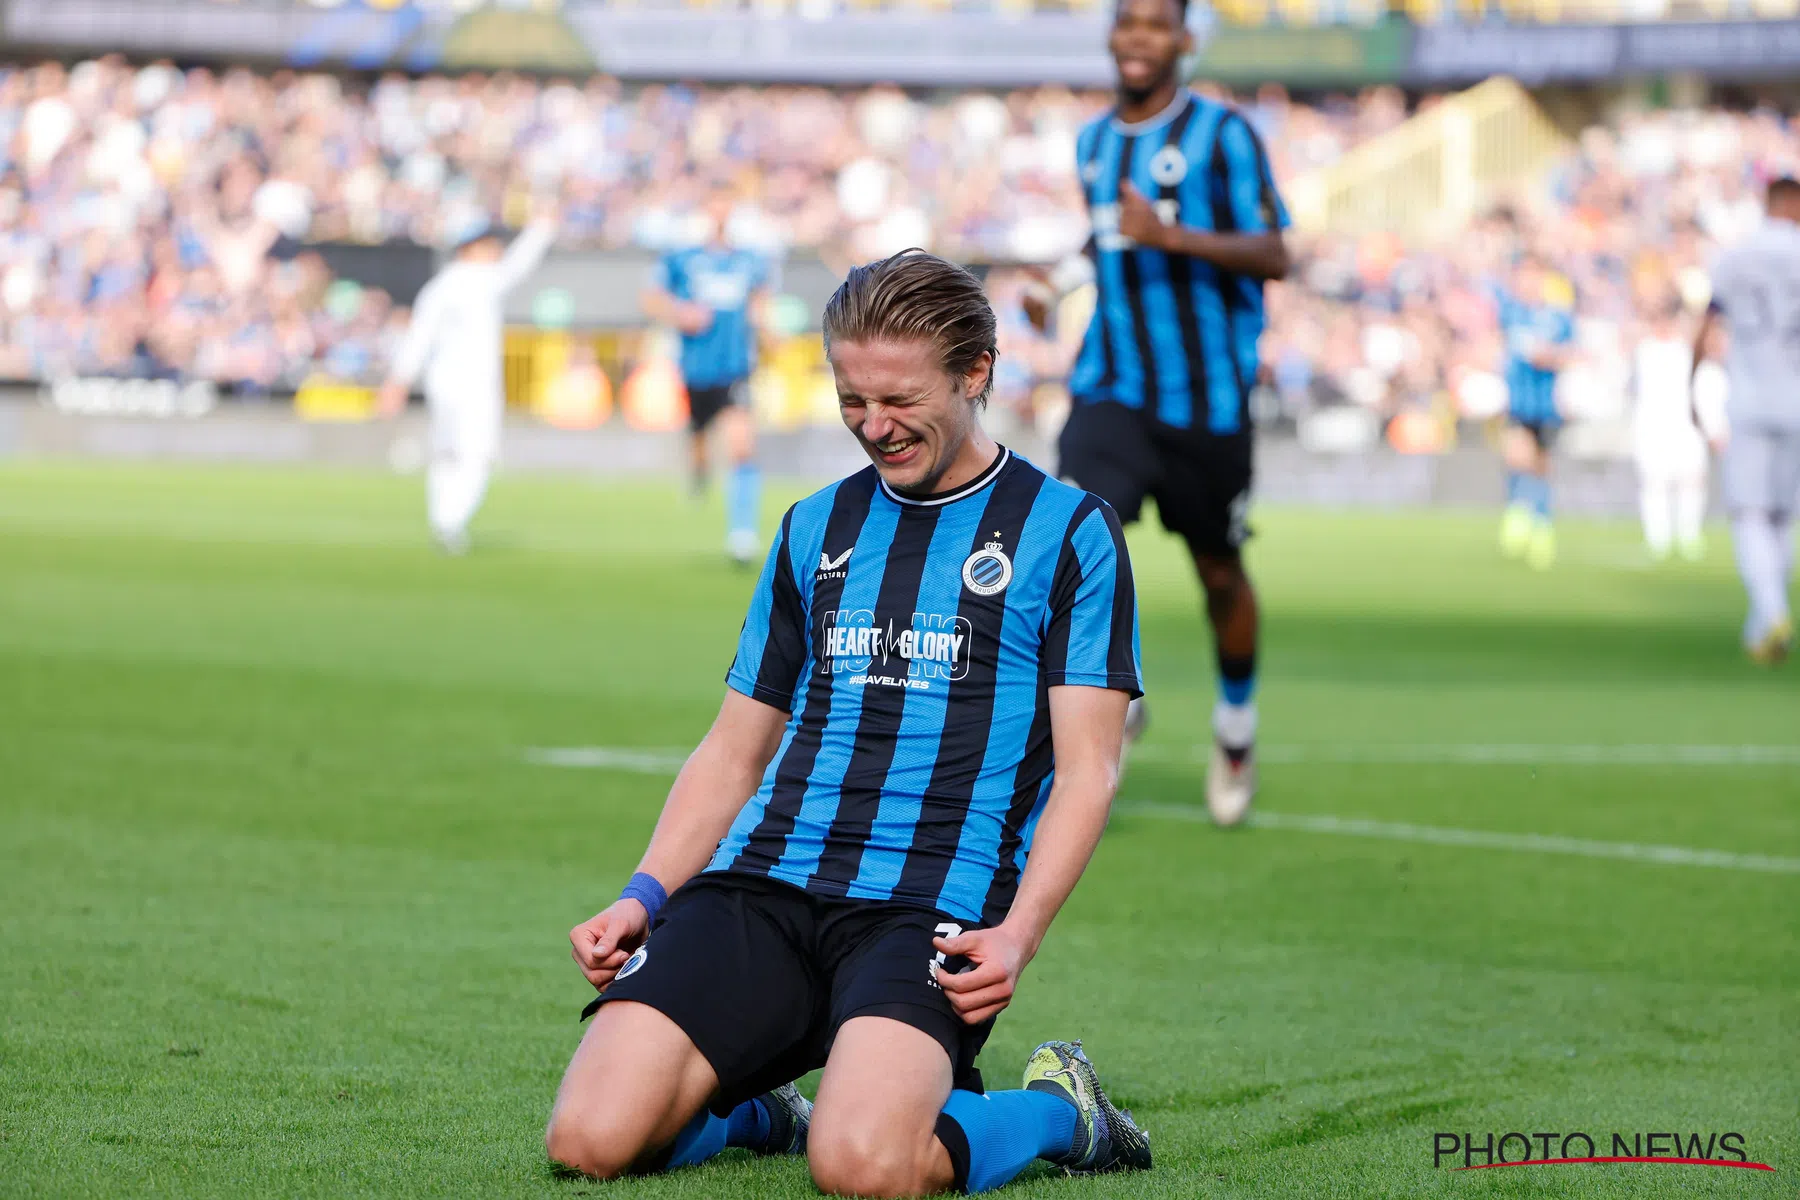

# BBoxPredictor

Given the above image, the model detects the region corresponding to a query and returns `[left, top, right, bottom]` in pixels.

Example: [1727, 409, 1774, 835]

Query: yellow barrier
[293, 330, 834, 426]
[501, 328, 834, 430]
[1286, 77, 1569, 237]
[294, 375, 376, 421]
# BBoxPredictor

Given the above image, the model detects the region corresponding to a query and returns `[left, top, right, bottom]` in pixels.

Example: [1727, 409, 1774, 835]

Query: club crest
[962, 541, 1013, 597]
[1149, 145, 1188, 187]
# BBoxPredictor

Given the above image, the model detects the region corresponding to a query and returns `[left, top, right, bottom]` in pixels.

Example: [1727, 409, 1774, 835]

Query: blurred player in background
[379, 206, 557, 554]
[1632, 300, 1727, 563]
[642, 188, 771, 565]
[1693, 176, 1800, 664]
[1495, 254, 1575, 571]
[548, 253, 1150, 1194]
[1030, 0, 1290, 826]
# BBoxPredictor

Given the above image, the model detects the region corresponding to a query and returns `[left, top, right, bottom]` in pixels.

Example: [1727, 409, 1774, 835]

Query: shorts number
[1227, 491, 1251, 547]
[929, 921, 964, 985]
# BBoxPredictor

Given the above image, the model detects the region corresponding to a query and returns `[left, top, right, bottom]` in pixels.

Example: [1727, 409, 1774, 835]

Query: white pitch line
[1126, 804, 1800, 875]
[529, 743, 1800, 772]
[525, 746, 689, 772]
[1129, 743, 1800, 767]
[525, 747, 1800, 874]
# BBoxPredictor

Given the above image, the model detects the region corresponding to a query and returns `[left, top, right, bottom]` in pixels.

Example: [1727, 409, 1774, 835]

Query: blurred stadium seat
[1, 0, 1797, 448]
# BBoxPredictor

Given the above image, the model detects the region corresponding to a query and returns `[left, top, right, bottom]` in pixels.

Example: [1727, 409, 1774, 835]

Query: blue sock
[1219, 664, 1256, 707]
[1531, 475, 1553, 519]
[663, 1109, 730, 1170]
[936, 1089, 1078, 1193]
[726, 462, 761, 537]
[660, 1098, 769, 1169]
[725, 1097, 771, 1149]
[1506, 471, 1524, 508]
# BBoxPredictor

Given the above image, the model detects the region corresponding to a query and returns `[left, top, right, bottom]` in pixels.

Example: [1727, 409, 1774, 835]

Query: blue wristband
[619, 872, 668, 926]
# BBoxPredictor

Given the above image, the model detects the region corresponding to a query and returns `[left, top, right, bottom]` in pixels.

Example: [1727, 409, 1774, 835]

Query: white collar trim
[1110, 90, 1191, 136]
[880, 447, 1010, 508]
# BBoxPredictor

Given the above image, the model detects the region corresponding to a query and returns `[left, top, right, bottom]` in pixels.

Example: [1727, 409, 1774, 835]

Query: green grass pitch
[1, 460, 1795, 1198]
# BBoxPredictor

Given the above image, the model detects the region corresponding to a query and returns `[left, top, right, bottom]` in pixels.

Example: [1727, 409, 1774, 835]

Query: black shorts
[583, 872, 991, 1113]
[1510, 416, 1560, 452]
[688, 381, 747, 434]
[1059, 399, 1252, 557]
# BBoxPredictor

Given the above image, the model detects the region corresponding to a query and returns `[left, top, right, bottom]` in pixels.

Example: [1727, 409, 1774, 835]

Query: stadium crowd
[1261, 103, 1799, 433]
[0, 56, 1794, 424]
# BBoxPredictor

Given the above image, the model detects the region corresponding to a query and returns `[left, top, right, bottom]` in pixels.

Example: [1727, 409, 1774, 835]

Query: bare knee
[544, 1108, 643, 1180]
[809, 1126, 934, 1198]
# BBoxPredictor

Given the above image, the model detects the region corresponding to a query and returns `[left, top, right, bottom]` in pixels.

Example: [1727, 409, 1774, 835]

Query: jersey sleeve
[389, 276, 444, 387]
[1042, 500, 1143, 697]
[1074, 120, 1104, 215]
[1215, 113, 1291, 234]
[649, 252, 677, 296]
[750, 251, 774, 292]
[494, 220, 555, 291]
[1552, 309, 1576, 345]
[725, 509, 810, 710]
[1707, 246, 1741, 314]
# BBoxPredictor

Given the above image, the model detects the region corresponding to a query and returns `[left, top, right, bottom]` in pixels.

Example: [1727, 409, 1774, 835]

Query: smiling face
[1109, 0, 1190, 105]
[831, 338, 991, 495]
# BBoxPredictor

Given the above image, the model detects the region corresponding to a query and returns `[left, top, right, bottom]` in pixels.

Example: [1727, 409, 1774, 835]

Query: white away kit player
[380, 206, 557, 553]
[1693, 177, 1800, 663]
[1632, 300, 1726, 562]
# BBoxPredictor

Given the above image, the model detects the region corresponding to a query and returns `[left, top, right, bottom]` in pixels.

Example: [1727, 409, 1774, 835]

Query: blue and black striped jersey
[1497, 293, 1573, 425]
[655, 245, 768, 389]
[1070, 90, 1290, 433]
[710, 448, 1143, 925]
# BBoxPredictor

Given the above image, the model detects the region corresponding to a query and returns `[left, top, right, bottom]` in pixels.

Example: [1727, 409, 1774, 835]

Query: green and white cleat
[1748, 617, 1794, 667]
[1022, 1040, 1152, 1175]
[1206, 740, 1256, 827]
[1499, 505, 1533, 558]
[754, 1083, 812, 1156]
[726, 528, 760, 567]
[1526, 519, 1557, 571]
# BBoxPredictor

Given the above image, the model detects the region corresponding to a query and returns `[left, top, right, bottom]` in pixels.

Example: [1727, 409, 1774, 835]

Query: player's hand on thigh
[569, 899, 650, 991]
[933, 924, 1033, 1025]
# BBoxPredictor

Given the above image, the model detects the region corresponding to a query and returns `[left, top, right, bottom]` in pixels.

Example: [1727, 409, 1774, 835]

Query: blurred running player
[378, 204, 557, 554]
[643, 188, 771, 565]
[1692, 176, 1800, 664]
[546, 252, 1151, 1194]
[1495, 253, 1576, 571]
[1632, 300, 1726, 563]
[1028, 0, 1290, 826]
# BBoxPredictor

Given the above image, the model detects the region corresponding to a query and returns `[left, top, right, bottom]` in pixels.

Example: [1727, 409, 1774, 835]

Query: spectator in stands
[1, 54, 1797, 431]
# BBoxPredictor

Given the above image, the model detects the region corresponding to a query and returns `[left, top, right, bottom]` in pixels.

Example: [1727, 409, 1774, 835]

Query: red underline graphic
[1456, 1157, 1775, 1172]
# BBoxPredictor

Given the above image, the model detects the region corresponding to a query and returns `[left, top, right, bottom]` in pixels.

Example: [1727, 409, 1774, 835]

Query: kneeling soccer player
[545, 250, 1152, 1196]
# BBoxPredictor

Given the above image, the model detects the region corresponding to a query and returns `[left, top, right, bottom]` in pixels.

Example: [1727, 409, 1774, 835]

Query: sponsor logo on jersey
[817, 546, 853, 579]
[692, 268, 752, 309]
[819, 610, 972, 687]
[1091, 202, 1133, 253]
